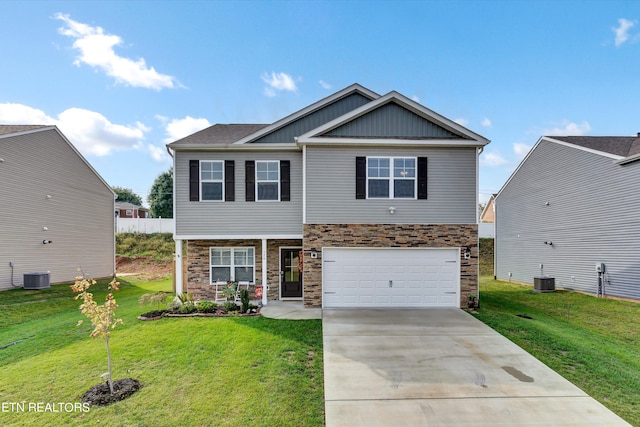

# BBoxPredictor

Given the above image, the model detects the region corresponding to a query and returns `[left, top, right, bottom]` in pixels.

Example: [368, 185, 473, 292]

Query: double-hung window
[256, 160, 279, 201]
[210, 247, 255, 283]
[367, 157, 416, 199]
[201, 160, 224, 201]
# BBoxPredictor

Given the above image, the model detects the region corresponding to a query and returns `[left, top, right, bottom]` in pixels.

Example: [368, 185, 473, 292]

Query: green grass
[475, 277, 640, 426]
[0, 277, 324, 427]
[116, 233, 174, 260]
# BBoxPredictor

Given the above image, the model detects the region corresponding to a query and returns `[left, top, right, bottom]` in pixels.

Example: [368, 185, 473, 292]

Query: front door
[281, 248, 302, 298]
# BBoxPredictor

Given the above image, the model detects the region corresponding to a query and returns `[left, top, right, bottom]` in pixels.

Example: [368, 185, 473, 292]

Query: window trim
[255, 160, 280, 202]
[366, 156, 417, 200]
[200, 160, 225, 202]
[209, 247, 256, 284]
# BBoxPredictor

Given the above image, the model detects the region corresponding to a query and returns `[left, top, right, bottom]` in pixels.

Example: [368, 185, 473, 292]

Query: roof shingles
[549, 135, 640, 158]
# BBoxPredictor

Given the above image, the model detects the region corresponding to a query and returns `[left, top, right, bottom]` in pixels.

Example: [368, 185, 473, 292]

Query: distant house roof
[115, 202, 148, 211]
[549, 135, 640, 158]
[0, 125, 49, 136]
[169, 124, 269, 146]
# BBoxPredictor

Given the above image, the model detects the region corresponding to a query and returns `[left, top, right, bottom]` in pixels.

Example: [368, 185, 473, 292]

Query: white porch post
[262, 238, 268, 306]
[175, 239, 183, 295]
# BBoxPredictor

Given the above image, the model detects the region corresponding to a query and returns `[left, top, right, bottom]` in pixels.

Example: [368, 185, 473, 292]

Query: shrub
[223, 301, 239, 313]
[240, 289, 250, 312]
[196, 301, 217, 313]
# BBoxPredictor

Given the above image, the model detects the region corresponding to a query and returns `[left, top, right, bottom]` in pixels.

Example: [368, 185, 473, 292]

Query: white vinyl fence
[117, 218, 174, 234]
[479, 222, 494, 238]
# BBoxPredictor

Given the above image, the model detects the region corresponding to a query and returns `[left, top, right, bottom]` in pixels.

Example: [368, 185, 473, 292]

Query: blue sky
[2, 0, 639, 206]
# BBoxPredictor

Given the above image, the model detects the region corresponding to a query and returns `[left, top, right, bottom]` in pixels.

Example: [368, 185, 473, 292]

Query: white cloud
[411, 95, 420, 103]
[481, 118, 492, 127]
[613, 18, 636, 47]
[480, 151, 508, 167]
[319, 80, 332, 89]
[261, 72, 298, 96]
[163, 116, 211, 143]
[542, 119, 591, 136]
[148, 144, 169, 162]
[0, 103, 56, 125]
[54, 13, 179, 90]
[454, 117, 469, 126]
[0, 102, 148, 157]
[513, 142, 532, 159]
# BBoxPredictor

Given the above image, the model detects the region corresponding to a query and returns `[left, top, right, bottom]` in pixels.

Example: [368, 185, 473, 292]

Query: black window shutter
[355, 157, 366, 199]
[417, 157, 428, 199]
[225, 160, 235, 202]
[245, 160, 255, 202]
[189, 160, 199, 201]
[280, 160, 290, 202]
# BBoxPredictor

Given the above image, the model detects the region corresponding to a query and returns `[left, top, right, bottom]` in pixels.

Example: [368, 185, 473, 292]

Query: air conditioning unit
[24, 272, 50, 290]
[534, 276, 555, 293]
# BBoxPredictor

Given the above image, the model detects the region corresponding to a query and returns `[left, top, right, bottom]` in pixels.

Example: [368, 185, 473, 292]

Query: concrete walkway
[323, 308, 631, 427]
[259, 300, 322, 320]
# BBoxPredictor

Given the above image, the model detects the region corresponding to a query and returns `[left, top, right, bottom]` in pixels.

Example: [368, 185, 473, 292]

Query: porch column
[262, 238, 268, 306]
[175, 239, 183, 295]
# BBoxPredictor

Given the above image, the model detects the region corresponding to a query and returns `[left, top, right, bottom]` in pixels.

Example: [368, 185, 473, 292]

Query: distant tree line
[112, 167, 173, 218]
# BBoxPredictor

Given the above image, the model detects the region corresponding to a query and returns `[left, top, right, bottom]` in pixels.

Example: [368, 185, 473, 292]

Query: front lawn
[0, 277, 324, 427]
[475, 277, 640, 426]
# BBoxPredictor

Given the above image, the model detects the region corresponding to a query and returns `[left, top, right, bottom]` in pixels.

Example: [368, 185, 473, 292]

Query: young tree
[71, 276, 123, 395]
[148, 168, 173, 218]
[112, 186, 143, 206]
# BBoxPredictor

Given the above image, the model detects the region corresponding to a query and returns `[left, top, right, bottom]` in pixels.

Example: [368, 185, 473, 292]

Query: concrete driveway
[323, 308, 631, 426]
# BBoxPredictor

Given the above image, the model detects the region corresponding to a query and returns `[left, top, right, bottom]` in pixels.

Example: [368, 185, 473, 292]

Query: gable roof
[233, 83, 379, 145]
[549, 136, 640, 158]
[297, 91, 490, 147]
[0, 125, 49, 137]
[169, 124, 268, 147]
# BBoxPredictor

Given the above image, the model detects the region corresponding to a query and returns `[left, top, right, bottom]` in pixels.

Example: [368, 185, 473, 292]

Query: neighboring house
[168, 84, 490, 308]
[0, 125, 115, 290]
[480, 194, 496, 223]
[115, 202, 149, 218]
[495, 134, 640, 300]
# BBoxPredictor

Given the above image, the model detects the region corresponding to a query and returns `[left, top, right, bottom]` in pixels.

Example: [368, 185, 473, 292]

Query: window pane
[368, 158, 389, 178]
[394, 180, 415, 198]
[258, 182, 279, 200]
[211, 249, 231, 266]
[234, 248, 254, 265]
[235, 267, 254, 282]
[394, 158, 415, 178]
[257, 161, 278, 181]
[368, 179, 389, 198]
[201, 161, 223, 180]
[202, 182, 223, 200]
[211, 267, 230, 282]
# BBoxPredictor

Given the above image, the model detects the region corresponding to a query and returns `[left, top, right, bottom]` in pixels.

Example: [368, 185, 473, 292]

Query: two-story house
[167, 84, 489, 309]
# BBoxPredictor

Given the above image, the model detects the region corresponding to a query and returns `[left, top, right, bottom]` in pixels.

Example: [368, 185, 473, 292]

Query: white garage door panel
[323, 248, 460, 308]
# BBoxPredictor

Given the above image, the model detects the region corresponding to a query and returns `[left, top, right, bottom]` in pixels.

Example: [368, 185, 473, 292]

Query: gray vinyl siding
[175, 150, 303, 236]
[325, 102, 460, 138]
[252, 93, 372, 143]
[305, 146, 477, 224]
[0, 129, 115, 290]
[495, 139, 640, 300]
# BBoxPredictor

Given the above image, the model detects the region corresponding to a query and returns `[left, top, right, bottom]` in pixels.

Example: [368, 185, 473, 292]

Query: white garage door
[322, 248, 460, 308]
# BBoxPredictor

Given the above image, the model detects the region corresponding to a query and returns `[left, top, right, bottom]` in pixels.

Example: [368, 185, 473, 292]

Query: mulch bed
[138, 308, 260, 321]
[81, 378, 141, 406]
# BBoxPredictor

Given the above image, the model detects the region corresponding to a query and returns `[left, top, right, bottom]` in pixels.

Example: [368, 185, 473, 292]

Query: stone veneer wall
[302, 224, 478, 308]
[185, 239, 301, 301]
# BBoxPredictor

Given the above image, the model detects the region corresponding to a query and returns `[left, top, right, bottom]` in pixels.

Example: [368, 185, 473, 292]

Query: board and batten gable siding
[252, 92, 372, 143]
[305, 146, 477, 224]
[324, 102, 460, 138]
[495, 139, 640, 300]
[0, 129, 115, 290]
[174, 150, 303, 236]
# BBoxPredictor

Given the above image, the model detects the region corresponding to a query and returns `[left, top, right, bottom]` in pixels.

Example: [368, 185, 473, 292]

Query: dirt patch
[82, 378, 141, 406]
[116, 256, 172, 280]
